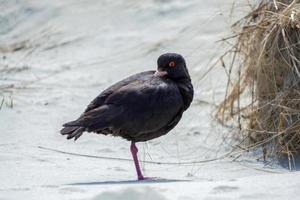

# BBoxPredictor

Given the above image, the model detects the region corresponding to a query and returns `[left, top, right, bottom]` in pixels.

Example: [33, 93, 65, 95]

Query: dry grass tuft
[217, 0, 300, 169]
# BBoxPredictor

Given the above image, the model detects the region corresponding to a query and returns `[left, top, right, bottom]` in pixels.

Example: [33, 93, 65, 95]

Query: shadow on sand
[66, 178, 191, 186]
[278, 156, 300, 171]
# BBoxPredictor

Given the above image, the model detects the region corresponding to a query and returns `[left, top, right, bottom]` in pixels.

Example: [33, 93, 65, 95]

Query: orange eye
[168, 61, 176, 67]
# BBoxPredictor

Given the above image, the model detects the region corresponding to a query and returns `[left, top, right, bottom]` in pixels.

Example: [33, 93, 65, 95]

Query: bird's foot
[138, 176, 158, 181]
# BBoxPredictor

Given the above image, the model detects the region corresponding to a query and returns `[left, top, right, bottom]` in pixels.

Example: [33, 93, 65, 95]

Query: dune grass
[217, 0, 300, 169]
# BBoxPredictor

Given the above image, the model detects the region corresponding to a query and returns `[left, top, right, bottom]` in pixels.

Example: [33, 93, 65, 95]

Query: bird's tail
[60, 126, 85, 141]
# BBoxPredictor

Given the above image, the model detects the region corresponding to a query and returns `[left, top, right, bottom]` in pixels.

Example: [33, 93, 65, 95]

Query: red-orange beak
[154, 70, 168, 77]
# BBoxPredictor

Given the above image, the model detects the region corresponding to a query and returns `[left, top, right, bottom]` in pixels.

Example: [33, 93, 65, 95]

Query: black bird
[61, 53, 193, 180]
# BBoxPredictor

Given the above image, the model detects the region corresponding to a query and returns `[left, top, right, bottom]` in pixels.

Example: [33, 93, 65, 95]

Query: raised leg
[130, 141, 145, 180]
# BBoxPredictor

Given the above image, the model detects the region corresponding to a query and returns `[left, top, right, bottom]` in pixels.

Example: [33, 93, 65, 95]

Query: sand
[1, 0, 299, 199]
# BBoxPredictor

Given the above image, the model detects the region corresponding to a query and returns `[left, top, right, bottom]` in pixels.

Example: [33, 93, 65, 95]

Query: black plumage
[60, 53, 193, 180]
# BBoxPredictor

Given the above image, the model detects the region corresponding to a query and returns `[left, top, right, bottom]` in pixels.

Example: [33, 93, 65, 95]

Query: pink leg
[130, 142, 145, 180]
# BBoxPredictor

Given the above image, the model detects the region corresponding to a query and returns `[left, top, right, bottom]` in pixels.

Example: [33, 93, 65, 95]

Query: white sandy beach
[1, 0, 300, 199]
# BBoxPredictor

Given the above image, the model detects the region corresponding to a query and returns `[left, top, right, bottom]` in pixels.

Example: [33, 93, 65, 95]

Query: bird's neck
[175, 78, 194, 110]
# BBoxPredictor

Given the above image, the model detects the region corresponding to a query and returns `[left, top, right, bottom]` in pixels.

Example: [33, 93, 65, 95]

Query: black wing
[103, 76, 184, 135]
[84, 71, 155, 112]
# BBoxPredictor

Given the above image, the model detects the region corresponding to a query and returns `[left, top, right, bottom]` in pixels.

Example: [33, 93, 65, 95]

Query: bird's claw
[138, 176, 158, 181]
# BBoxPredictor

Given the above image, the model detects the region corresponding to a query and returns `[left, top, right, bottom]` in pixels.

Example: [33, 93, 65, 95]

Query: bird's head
[155, 53, 191, 81]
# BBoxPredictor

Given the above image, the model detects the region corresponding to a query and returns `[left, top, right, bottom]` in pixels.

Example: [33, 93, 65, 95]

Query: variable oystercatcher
[61, 53, 193, 180]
